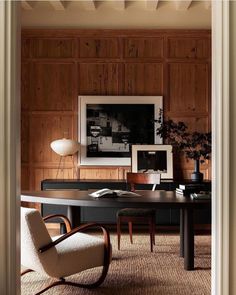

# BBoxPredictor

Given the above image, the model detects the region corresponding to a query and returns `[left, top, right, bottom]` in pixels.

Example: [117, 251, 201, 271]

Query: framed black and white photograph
[131, 145, 173, 179]
[79, 96, 163, 166]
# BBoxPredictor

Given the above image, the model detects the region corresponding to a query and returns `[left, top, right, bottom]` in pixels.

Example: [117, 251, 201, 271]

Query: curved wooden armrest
[39, 223, 111, 257]
[43, 214, 72, 233]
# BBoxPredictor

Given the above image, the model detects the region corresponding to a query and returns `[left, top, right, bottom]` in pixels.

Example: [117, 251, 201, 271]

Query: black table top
[42, 179, 211, 184]
[21, 190, 211, 209]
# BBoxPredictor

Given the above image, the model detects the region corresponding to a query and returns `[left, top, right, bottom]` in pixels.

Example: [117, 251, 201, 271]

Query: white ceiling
[21, 0, 211, 28]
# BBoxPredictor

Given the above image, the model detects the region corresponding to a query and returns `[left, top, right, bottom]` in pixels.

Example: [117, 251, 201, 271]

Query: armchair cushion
[51, 233, 105, 278]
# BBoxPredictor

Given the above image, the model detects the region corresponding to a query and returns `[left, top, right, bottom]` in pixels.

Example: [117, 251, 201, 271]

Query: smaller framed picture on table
[131, 145, 173, 179]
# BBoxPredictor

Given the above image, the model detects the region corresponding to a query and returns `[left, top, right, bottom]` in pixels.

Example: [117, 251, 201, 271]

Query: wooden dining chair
[117, 172, 161, 252]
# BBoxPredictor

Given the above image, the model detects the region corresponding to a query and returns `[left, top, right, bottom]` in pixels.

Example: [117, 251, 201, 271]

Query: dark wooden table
[21, 190, 211, 271]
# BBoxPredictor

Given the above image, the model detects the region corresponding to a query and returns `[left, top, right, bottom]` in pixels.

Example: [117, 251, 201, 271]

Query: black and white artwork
[131, 145, 173, 179]
[86, 104, 155, 158]
[79, 96, 163, 166]
[137, 150, 167, 173]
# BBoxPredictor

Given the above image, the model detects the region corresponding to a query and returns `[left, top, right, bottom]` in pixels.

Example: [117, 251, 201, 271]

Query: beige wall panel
[79, 63, 122, 95]
[168, 63, 209, 113]
[31, 62, 76, 111]
[124, 37, 164, 58]
[31, 38, 76, 58]
[30, 114, 74, 164]
[124, 63, 163, 95]
[79, 38, 120, 58]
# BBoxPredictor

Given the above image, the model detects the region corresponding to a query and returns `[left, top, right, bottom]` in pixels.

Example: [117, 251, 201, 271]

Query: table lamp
[50, 138, 79, 179]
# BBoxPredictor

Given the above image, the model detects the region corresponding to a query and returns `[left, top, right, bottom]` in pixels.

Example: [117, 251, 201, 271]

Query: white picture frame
[79, 95, 163, 166]
[131, 144, 173, 179]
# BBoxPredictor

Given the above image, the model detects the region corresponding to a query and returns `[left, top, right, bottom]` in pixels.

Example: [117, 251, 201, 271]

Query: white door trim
[212, 1, 230, 294]
[0, 1, 231, 294]
[0, 1, 20, 294]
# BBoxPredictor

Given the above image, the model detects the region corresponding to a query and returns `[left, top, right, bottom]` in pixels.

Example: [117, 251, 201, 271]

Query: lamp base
[56, 155, 79, 179]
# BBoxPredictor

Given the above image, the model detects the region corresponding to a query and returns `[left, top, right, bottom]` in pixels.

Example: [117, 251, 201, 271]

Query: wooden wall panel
[167, 38, 211, 59]
[31, 63, 76, 111]
[21, 29, 211, 190]
[21, 114, 30, 164]
[118, 167, 131, 179]
[21, 38, 30, 58]
[168, 63, 209, 113]
[167, 116, 209, 133]
[79, 38, 120, 58]
[79, 168, 120, 180]
[79, 63, 121, 95]
[31, 38, 76, 58]
[31, 168, 74, 190]
[124, 38, 164, 58]
[30, 114, 74, 164]
[21, 166, 30, 190]
[124, 63, 163, 95]
[79, 166, 132, 180]
[21, 63, 30, 111]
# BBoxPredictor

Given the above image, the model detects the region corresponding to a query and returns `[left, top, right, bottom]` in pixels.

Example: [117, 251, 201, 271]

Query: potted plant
[156, 111, 211, 182]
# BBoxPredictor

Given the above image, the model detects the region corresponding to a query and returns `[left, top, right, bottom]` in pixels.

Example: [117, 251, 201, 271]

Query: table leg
[184, 207, 194, 270]
[67, 205, 81, 229]
[180, 208, 184, 257]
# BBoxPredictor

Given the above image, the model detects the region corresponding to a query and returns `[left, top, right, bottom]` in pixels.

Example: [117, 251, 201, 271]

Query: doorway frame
[0, 1, 231, 294]
[0, 1, 20, 294]
[212, 1, 230, 295]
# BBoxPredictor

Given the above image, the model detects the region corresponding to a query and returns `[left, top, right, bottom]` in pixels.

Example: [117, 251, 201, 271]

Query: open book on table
[89, 188, 141, 198]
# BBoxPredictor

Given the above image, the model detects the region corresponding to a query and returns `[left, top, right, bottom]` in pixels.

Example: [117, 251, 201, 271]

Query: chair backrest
[126, 172, 161, 192]
[21, 207, 58, 275]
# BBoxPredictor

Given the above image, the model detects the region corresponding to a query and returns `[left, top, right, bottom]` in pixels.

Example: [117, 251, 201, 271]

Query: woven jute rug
[21, 233, 211, 295]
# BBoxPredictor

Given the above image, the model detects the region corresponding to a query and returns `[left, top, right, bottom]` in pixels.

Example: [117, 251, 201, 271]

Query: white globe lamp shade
[50, 138, 79, 156]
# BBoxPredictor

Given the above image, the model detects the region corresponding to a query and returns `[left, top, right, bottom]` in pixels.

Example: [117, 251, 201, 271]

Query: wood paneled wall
[21, 29, 211, 190]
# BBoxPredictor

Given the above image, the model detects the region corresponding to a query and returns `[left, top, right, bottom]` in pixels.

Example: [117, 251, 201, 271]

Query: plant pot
[191, 159, 203, 182]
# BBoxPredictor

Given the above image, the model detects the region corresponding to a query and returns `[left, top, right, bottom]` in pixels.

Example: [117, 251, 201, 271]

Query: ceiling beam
[81, 0, 96, 11]
[112, 0, 125, 11]
[21, 0, 34, 10]
[49, 0, 66, 11]
[146, 0, 159, 11]
[175, 0, 192, 11]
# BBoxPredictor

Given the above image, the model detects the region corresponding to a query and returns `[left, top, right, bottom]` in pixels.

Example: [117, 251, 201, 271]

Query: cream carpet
[21, 233, 211, 295]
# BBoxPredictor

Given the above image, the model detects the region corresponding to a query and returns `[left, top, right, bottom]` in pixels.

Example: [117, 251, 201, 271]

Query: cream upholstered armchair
[21, 207, 111, 294]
